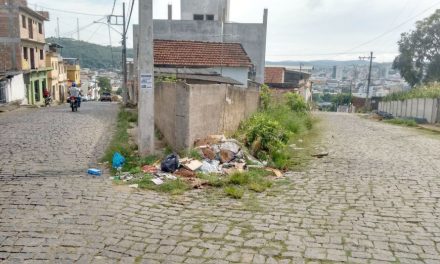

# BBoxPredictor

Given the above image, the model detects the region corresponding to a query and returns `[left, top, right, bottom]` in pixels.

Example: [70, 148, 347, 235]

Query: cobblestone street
[1, 109, 440, 263]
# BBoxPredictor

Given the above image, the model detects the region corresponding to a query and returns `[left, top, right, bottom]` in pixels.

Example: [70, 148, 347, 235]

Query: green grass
[224, 186, 244, 199]
[131, 174, 190, 195]
[382, 83, 440, 102]
[385, 118, 418, 127]
[197, 168, 273, 199]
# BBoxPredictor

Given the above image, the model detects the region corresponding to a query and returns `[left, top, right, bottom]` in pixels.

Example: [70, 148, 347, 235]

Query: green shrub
[260, 84, 272, 110]
[285, 92, 308, 112]
[224, 186, 244, 199]
[241, 113, 290, 155]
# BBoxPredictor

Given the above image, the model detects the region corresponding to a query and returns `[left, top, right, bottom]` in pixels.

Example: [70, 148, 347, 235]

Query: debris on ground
[311, 152, 329, 158]
[151, 178, 164, 185]
[265, 167, 283, 178]
[161, 154, 180, 173]
[115, 135, 286, 190]
[87, 168, 102, 176]
[142, 165, 158, 174]
[112, 152, 126, 169]
[129, 184, 139, 188]
[182, 159, 203, 171]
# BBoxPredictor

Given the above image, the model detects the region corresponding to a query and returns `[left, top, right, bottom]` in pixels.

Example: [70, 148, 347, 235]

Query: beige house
[46, 43, 67, 102]
[0, 0, 50, 105]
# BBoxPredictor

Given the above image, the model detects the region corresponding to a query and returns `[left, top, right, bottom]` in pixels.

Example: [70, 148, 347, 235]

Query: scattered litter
[179, 157, 191, 164]
[142, 165, 158, 174]
[161, 154, 180, 173]
[182, 159, 203, 171]
[265, 168, 283, 178]
[220, 140, 241, 154]
[112, 152, 126, 169]
[129, 184, 139, 188]
[152, 178, 164, 185]
[200, 160, 221, 173]
[156, 172, 177, 180]
[219, 149, 235, 163]
[201, 147, 216, 160]
[87, 168, 102, 176]
[175, 168, 196, 178]
[312, 152, 329, 158]
[194, 135, 226, 147]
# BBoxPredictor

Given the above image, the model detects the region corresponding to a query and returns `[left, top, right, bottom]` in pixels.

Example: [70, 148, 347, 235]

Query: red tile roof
[265, 67, 285, 83]
[154, 40, 252, 68]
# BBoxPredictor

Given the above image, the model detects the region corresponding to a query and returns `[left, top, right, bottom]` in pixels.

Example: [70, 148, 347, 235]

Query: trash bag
[112, 152, 126, 169]
[161, 154, 180, 173]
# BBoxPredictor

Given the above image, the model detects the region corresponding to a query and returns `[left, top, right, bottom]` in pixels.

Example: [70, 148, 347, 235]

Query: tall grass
[383, 82, 440, 102]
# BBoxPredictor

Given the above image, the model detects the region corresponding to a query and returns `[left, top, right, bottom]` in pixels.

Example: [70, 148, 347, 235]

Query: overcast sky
[31, 0, 440, 62]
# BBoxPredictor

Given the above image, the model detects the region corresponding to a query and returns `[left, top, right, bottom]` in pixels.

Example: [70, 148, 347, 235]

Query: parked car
[100, 92, 112, 102]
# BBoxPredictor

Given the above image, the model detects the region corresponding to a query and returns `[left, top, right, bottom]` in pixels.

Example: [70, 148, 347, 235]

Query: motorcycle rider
[68, 83, 81, 107]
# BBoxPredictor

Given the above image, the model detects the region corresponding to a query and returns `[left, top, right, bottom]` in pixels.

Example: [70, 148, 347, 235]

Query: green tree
[393, 9, 440, 86]
[98, 77, 112, 94]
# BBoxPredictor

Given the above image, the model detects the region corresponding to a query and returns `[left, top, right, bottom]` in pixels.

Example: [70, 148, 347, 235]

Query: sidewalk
[419, 124, 440, 133]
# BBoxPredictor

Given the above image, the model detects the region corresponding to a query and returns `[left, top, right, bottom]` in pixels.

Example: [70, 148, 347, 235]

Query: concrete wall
[378, 98, 440, 123]
[155, 81, 259, 150]
[181, 0, 229, 21]
[1, 73, 26, 103]
[152, 13, 267, 84]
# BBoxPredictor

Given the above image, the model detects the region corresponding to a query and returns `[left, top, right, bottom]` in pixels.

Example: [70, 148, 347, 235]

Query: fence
[378, 98, 440, 124]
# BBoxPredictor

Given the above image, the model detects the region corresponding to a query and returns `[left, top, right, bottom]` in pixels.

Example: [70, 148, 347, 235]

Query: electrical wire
[29, 2, 107, 17]
[111, 0, 117, 16]
[343, 0, 440, 53]
[125, 0, 136, 33]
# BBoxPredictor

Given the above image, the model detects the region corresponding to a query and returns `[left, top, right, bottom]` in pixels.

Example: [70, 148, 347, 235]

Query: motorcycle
[70, 96, 78, 112]
[44, 96, 52, 107]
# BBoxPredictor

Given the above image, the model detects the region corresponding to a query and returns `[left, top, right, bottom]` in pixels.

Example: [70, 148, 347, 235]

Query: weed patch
[224, 186, 244, 199]
[385, 118, 418, 127]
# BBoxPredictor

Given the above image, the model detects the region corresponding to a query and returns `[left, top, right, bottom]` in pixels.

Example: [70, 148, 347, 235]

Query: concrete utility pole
[138, 0, 155, 155]
[360, 52, 376, 109]
[108, 4, 128, 105]
[122, 2, 128, 105]
[77, 18, 80, 41]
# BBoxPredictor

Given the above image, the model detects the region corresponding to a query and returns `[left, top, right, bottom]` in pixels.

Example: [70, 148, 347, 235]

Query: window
[40, 50, 43, 60]
[206, 14, 214, 21]
[22, 15, 26, 28]
[193, 14, 204, 20]
[23, 47, 28, 60]
[38, 23, 42, 34]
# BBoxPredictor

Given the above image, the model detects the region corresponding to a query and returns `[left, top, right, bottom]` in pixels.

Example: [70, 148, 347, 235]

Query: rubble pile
[114, 135, 282, 189]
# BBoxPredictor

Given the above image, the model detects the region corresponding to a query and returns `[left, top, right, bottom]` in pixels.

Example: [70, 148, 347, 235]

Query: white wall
[212, 67, 248, 87]
[181, 0, 229, 21]
[4, 74, 26, 103]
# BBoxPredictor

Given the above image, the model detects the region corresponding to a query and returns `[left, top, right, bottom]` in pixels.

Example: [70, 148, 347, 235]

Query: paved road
[1, 110, 440, 264]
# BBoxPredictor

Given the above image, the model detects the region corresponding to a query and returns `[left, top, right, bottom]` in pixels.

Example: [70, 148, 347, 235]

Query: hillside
[46, 37, 133, 70]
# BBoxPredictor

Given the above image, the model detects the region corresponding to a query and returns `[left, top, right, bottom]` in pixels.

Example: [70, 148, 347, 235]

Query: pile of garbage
[112, 135, 283, 189]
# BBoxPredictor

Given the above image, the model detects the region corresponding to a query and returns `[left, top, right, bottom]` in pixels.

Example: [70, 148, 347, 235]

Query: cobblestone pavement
[1, 111, 440, 264]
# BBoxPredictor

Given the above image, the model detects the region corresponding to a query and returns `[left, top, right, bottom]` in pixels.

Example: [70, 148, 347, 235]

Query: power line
[30, 2, 107, 17]
[60, 17, 106, 37]
[344, 1, 440, 53]
[111, 0, 117, 16]
[126, 0, 136, 33]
